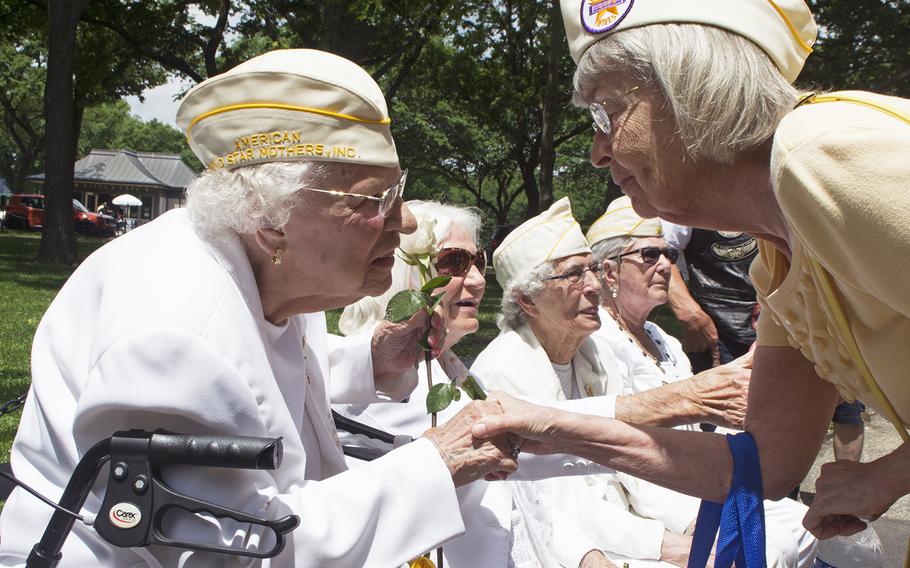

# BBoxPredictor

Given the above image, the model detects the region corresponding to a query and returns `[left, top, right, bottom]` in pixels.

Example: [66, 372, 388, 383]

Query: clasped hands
[423, 398, 523, 486]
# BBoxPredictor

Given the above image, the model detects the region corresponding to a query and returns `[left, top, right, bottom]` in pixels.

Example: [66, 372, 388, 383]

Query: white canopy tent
[112, 193, 142, 219]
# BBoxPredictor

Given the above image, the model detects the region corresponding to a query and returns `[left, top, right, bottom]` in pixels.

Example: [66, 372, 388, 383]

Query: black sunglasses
[611, 246, 679, 264]
[433, 248, 487, 277]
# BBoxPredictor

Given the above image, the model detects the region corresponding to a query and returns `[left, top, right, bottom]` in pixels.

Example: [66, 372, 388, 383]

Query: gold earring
[271, 248, 283, 266]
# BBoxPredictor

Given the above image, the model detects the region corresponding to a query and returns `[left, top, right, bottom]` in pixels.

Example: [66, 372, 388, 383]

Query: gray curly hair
[185, 161, 326, 238]
[573, 24, 801, 164]
[498, 262, 556, 330]
[590, 236, 633, 266]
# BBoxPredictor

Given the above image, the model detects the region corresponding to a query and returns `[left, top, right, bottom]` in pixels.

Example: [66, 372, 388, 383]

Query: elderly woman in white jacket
[473, 197, 808, 567]
[335, 200, 617, 568]
[0, 50, 517, 568]
[472, 197, 677, 567]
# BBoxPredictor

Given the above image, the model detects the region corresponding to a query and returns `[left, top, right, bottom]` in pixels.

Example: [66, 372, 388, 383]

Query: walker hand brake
[93, 430, 299, 559]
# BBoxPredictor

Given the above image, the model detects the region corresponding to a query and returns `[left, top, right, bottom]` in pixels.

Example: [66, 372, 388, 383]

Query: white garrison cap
[177, 49, 398, 170]
[561, 0, 818, 83]
[586, 195, 661, 246]
[493, 197, 591, 289]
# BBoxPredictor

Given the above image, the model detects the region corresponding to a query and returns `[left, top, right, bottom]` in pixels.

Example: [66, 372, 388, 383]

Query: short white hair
[498, 262, 556, 330]
[338, 201, 483, 336]
[574, 24, 801, 164]
[185, 161, 326, 239]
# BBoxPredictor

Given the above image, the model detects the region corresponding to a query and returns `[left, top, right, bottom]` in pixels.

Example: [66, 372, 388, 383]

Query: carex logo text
[108, 502, 142, 529]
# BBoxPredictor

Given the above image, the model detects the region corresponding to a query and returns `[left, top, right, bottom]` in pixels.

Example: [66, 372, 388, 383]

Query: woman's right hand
[579, 550, 618, 568]
[422, 399, 519, 486]
[660, 531, 715, 568]
[470, 392, 570, 456]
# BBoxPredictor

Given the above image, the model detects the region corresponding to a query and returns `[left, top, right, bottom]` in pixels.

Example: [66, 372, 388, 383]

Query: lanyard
[688, 432, 767, 568]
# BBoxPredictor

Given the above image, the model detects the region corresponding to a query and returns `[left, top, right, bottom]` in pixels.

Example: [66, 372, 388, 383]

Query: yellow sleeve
[749, 242, 791, 347]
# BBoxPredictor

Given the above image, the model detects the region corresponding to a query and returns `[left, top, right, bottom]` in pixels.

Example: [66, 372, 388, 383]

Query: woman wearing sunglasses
[586, 197, 818, 567]
[336, 200, 621, 568]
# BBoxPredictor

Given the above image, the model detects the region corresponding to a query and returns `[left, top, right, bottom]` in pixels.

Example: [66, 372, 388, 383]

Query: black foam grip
[149, 434, 283, 470]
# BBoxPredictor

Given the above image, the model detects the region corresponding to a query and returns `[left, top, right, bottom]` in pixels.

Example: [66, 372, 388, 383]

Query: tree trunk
[537, 0, 562, 213]
[39, 0, 88, 264]
[521, 162, 540, 219]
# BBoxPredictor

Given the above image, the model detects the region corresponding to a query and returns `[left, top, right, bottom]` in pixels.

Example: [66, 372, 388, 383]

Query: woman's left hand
[371, 310, 445, 399]
[803, 451, 906, 538]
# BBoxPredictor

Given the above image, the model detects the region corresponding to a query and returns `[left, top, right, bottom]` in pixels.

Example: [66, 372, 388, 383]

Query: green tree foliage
[4, 0, 908, 257]
[84, 0, 236, 82]
[2, 0, 177, 262]
[802, 0, 910, 95]
[0, 44, 46, 192]
[79, 101, 202, 170]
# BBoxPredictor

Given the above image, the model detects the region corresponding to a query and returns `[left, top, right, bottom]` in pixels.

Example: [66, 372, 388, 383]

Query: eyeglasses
[298, 169, 408, 219]
[546, 263, 604, 285]
[611, 246, 679, 264]
[590, 86, 639, 136]
[433, 247, 486, 277]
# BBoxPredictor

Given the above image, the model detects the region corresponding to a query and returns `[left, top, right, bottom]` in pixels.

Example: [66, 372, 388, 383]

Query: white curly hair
[185, 161, 327, 239]
[497, 262, 556, 330]
[338, 200, 482, 336]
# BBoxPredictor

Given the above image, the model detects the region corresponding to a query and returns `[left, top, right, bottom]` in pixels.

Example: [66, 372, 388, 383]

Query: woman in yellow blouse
[474, 0, 910, 545]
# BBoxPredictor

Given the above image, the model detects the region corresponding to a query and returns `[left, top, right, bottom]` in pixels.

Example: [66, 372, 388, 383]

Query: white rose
[400, 217, 438, 257]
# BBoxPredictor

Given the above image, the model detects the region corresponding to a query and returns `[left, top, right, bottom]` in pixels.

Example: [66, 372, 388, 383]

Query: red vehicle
[2, 194, 117, 237]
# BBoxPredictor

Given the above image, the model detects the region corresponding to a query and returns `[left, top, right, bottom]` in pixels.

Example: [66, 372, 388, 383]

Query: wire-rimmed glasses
[546, 263, 604, 285]
[298, 169, 408, 219]
[590, 86, 639, 136]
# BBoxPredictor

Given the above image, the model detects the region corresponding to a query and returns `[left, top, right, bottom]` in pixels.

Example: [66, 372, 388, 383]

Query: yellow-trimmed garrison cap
[493, 197, 591, 290]
[177, 49, 398, 171]
[586, 195, 661, 247]
[561, 0, 818, 83]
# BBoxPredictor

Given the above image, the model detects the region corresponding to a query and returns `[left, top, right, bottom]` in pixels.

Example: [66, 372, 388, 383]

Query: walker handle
[149, 432, 283, 470]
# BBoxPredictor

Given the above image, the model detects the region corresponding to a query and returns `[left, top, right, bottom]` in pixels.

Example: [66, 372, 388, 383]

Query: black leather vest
[684, 229, 758, 345]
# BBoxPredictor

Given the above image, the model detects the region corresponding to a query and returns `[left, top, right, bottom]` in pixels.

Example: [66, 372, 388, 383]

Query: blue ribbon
[687, 432, 767, 568]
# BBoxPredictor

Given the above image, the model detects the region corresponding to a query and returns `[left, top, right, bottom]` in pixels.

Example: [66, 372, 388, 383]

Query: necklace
[612, 315, 667, 374]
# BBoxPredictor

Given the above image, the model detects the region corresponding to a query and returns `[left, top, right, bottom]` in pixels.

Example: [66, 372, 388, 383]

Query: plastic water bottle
[814, 526, 884, 567]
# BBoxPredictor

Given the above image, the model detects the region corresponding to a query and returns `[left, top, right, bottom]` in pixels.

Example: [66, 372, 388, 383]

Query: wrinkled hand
[423, 399, 518, 486]
[687, 351, 752, 429]
[660, 531, 715, 568]
[579, 550, 617, 568]
[471, 392, 567, 456]
[681, 308, 720, 366]
[371, 310, 445, 400]
[803, 459, 897, 538]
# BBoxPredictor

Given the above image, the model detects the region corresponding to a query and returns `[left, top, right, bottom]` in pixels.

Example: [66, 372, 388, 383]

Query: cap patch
[580, 0, 634, 33]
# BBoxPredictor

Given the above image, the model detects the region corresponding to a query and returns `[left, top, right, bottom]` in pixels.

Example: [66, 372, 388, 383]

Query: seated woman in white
[335, 201, 617, 568]
[472, 197, 809, 567]
[585, 196, 817, 567]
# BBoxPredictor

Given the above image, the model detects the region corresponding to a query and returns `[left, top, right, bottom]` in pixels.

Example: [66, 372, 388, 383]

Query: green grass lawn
[0, 230, 109, 462]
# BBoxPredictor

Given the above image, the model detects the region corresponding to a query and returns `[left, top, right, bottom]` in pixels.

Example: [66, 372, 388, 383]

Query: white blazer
[0, 209, 465, 567]
[335, 353, 616, 568]
[472, 323, 697, 564]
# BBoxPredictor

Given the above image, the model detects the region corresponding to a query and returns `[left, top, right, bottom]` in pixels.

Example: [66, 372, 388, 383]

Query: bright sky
[124, 76, 185, 127]
[124, 7, 242, 128]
